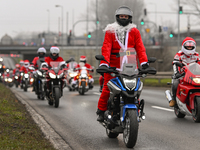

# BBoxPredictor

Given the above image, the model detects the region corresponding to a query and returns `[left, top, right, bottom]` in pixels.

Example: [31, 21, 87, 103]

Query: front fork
[120, 100, 145, 122]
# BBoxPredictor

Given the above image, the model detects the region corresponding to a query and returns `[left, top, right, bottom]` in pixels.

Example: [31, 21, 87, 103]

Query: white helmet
[37, 47, 46, 53]
[50, 46, 60, 54]
[50, 46, 60, 60]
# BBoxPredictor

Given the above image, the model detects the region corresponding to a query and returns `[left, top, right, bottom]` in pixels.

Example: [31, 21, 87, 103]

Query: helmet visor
[184, 41, 195, 50]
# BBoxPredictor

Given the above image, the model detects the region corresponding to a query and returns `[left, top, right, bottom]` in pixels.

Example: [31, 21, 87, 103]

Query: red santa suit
[97, 22, 148, 111]
[32, 57, 46, 68]
[45, 56, 64, 67]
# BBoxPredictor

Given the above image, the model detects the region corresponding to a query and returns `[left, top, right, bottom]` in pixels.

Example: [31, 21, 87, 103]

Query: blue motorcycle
[95, 49, 156, 148]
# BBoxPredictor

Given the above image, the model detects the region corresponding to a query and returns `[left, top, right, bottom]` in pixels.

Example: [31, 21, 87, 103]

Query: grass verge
[0, 83, 56, 150]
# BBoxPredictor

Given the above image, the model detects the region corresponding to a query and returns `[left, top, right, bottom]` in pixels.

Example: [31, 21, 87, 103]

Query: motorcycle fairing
[189, 93, 200, 110]
[110, 77, 126, 91]
[121, 104, 138, 122]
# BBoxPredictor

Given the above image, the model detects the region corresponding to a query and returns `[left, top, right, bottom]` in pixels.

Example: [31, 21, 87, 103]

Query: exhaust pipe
[165, 90, 172, 102]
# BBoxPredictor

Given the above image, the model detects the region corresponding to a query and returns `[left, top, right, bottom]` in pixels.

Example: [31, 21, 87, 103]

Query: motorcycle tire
[78, 81, 85, 95]
[123, 109, 138, 148]
[54, 87, 60, 108]
[24, 80, 28, 92]
[192, 97, 200, 123]
[174, 106, 185, 118]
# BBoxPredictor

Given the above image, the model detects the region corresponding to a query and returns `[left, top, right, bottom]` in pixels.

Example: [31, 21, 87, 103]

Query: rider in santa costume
[96, 6, 149, 122]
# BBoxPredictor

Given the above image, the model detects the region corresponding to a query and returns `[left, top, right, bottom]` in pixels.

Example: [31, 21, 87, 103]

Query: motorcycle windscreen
[68, 62, 77, 69]
[119, 48, 138, 76]
[187, 63, 200, 75]
[36, 58, 45, 68]
[50, 61, 61, 73]
[80, 67, 87, 75]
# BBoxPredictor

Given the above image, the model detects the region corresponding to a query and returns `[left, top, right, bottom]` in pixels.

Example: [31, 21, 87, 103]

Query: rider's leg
[170, 79, 179, 107]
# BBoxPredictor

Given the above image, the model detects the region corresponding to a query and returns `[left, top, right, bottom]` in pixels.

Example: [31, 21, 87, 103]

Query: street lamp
[47, 9, 50, 33]
[55, 5, 63, 45]
[148, 3, 157, 25]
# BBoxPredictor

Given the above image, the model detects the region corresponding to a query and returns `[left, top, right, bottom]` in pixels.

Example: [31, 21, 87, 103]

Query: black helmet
[115, 6, 133, 26]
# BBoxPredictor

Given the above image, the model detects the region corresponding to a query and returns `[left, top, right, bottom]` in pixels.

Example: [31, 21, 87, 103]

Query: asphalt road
[11, 86, 200, 150]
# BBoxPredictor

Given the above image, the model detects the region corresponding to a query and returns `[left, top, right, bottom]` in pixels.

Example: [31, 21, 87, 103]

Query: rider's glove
[96, 65, 108, 74]
[142, 63, 149, 70]
[174, 72, 182, 79]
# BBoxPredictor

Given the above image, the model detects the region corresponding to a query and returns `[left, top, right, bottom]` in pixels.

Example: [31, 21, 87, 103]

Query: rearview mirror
[95, 55, 105, 61]
[148, 57, 156, 63]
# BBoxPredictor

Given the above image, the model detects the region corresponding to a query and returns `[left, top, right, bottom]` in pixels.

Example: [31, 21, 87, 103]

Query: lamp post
[55, 5, 63, 45]
[47, 9, 50, 33]
[148, 3, 157, 26]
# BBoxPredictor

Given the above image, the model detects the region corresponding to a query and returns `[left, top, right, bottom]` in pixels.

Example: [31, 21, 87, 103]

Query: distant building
[1, 34, 13, 45]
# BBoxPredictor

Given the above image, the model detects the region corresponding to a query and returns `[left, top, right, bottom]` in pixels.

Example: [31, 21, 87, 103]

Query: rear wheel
[192, 97, 200, 123]
[123, 109, 138, 148]
[174, 106, 186, 118]
[54, 88, 60, 108]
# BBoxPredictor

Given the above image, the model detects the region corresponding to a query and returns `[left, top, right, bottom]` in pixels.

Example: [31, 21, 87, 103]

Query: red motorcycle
[43, 61, 67, 108]
[165, 62, 200, 122]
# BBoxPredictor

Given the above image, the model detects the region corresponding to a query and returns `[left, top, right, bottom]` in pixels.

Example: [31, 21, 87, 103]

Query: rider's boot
[169, 99, 176, 107]
[96, 109, 105, 122]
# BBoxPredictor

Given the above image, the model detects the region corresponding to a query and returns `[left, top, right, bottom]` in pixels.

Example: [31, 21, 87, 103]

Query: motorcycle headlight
[15, 76, 18, 79]
[30, 78, 34, 82]
[5, 78, 8, 82]
[21, 73, 24, 76]
[49, 72, 56, 79]
[37, 70, 42, 76]
[24, 74, 29, 78]
[57, 72, 64, 78]
[80, 74, 87, 78]
[0, 65, 2, 68]
[8, 78, 13, 82]
[123, 78, 137, 91]
[193, 78, 200, 84]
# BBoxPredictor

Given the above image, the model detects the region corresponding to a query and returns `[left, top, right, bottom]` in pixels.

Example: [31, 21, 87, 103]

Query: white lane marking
[152, 106, 174, 112]
[93, 92, 101, 95]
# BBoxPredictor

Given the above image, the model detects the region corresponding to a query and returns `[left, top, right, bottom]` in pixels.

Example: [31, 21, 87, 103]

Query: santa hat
[182, 37, 196, 46]
[80, 55, 86, 61]
[181, 37, 196, 56]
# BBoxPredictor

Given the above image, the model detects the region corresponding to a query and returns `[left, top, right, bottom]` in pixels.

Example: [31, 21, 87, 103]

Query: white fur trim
[99, 63, 109, 67]
[103, 22, 136, 33]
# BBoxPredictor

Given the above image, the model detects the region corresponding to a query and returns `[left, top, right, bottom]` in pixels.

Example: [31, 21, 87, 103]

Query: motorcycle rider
[20, 60, 32, 73]
[32, 47, 47, 91]
[45, 46, 64, 67]
[13, 63, 21, 76]
[71, 55, 94, 89]
[96, 6, 149, 122]
[32, 47, 47, 68]
[169, 37, 200, 107]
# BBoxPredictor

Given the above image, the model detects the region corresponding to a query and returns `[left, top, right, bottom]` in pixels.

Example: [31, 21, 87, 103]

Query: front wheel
[123, 109, 138, 148]
[174, 106, 185, 118]
[78, 81, 85, 95]
[54, 87, 60, 108]
[24, 80, 28, 92]
[192, 97, 200, 123]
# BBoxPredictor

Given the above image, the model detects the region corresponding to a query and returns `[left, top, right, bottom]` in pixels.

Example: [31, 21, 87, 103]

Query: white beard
[103, 22, 137, 33]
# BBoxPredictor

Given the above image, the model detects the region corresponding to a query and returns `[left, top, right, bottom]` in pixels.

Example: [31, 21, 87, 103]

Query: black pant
[171, 79, 179, 100]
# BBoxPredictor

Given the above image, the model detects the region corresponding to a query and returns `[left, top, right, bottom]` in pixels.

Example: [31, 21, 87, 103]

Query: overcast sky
[0, 0, 195, 38]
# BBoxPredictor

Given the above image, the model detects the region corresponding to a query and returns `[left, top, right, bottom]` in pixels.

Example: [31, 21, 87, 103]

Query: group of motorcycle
[6, 58, 94, 108]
